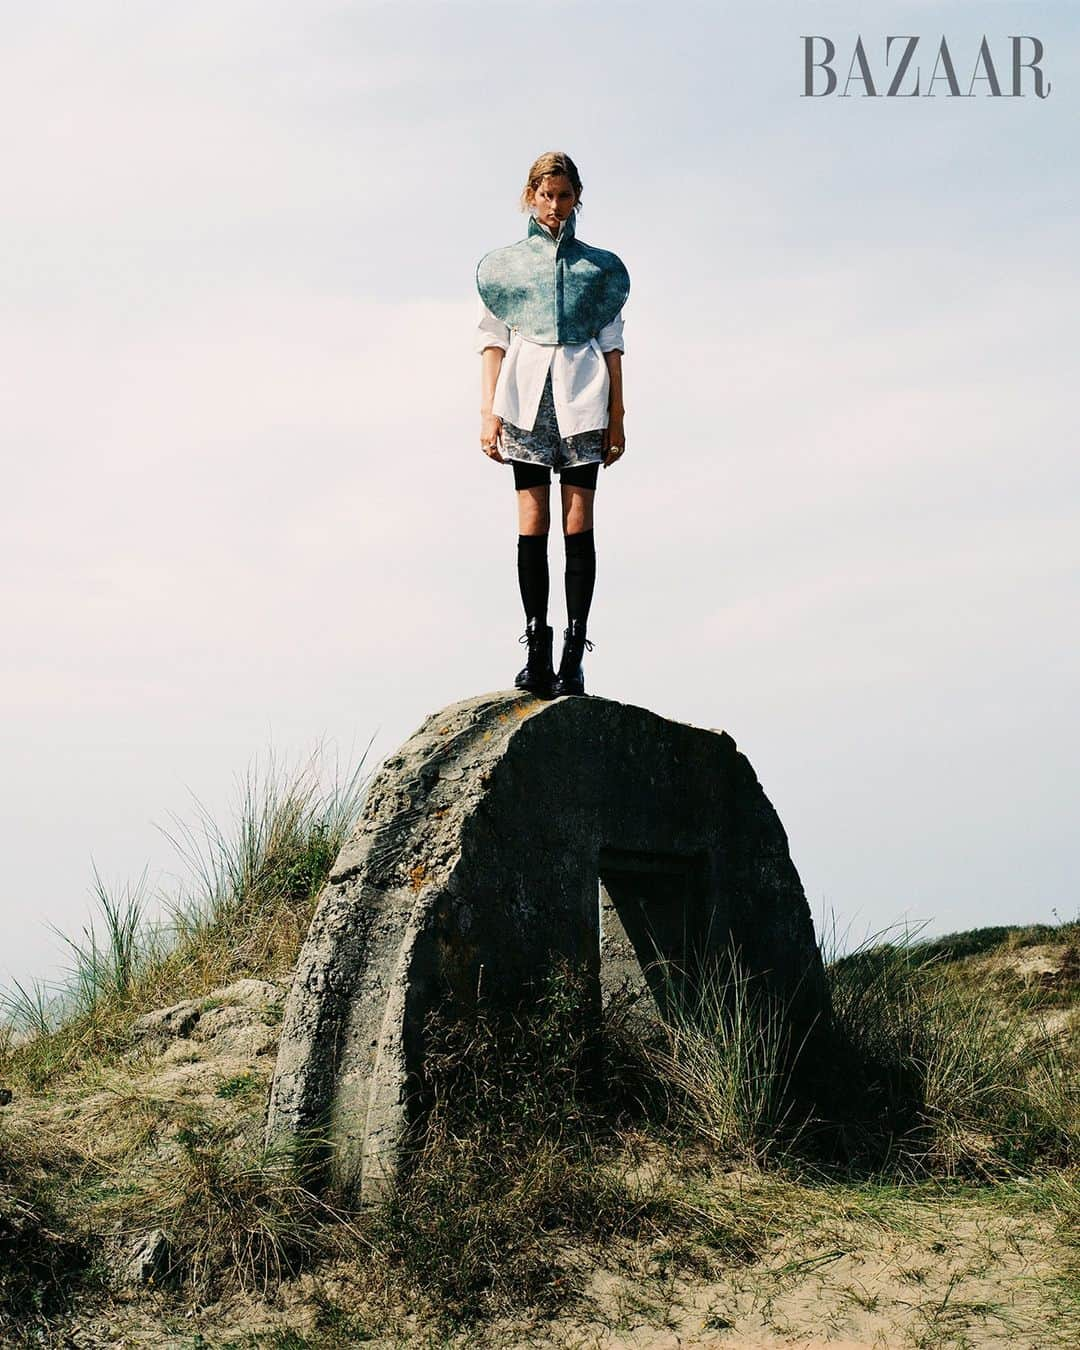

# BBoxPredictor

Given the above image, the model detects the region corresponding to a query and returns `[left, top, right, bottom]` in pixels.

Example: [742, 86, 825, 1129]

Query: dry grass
[809, 932, 1079, 1178]
[0, 1117, 91, 1338]
[356, 969, 761, 1328]
[115, 1119, 358, 1300]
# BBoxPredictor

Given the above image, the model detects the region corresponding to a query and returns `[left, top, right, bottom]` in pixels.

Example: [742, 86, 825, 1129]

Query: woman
[475, 150, 629, 698]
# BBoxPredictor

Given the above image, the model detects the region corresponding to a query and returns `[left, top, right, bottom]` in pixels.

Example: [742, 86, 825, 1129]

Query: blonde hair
[519, 151, 583, 214]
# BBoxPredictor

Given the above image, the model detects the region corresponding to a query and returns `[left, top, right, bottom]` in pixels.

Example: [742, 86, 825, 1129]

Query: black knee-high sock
[564, 528, 596, 626]
[517, 533, 549, 624]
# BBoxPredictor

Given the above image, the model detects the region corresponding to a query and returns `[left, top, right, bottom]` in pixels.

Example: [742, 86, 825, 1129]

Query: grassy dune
[1, 751, 1077, 1348]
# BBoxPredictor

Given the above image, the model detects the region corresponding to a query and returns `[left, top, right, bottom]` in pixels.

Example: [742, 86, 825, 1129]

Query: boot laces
[563, 629, 594, 652]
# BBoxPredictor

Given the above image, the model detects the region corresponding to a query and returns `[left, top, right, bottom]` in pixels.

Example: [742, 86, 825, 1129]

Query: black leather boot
[514, 617, 554, 696]
[552, 620, 595, 697]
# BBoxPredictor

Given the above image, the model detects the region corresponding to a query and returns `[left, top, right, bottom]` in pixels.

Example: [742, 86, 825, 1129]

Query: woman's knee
[560, 485, 595, 534]
[516, 486, 550, 535]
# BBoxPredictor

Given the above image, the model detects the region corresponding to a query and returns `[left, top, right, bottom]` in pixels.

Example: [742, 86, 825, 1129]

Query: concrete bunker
[266, 690, 826, 1201]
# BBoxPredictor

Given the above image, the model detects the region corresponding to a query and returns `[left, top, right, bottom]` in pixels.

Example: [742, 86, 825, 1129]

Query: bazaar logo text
[803, 35, 1052, 98]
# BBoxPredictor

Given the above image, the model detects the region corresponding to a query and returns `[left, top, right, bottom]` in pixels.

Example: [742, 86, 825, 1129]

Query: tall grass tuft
[56, 865, 157, 1018]
[156, 741, 368, 969]
[0, 741, 371, 1089]
[636, 949, 805, 1164]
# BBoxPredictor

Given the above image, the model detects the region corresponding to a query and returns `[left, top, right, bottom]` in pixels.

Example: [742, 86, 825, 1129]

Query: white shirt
[474, 220, 625, 437]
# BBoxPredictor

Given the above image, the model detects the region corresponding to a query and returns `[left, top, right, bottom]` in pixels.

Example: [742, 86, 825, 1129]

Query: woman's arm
[602, 349, 625, 467]
[596, 309, 626, 467]
[480, 346, 506, 462]
[476, 296, 509, 462]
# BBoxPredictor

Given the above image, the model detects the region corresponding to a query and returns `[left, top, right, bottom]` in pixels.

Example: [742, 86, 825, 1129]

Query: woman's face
[528, 174, 578, 232]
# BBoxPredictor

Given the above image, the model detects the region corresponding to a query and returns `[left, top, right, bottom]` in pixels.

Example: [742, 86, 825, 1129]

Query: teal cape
[475, 211, 630, 346]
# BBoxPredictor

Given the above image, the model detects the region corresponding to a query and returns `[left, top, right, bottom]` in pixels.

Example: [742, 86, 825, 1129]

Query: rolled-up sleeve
[596, 308, 625, 354]
[475, 295, 510, 354]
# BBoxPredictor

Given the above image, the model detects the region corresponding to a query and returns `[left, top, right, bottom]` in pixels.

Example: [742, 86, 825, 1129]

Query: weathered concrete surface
[266, 690, 826, 1201]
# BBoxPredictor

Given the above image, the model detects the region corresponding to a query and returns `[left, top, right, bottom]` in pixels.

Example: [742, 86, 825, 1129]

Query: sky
[2, 1, 1077, 998]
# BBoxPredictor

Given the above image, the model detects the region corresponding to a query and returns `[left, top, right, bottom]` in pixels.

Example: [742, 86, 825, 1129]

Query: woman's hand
[481, 411, 505, 463]
[602, 413, 626, 468]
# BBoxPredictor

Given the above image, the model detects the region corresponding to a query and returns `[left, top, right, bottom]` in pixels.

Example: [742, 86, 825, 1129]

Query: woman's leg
[503, 393, 557, 692]
[515, 476, 551, 625]
[560, 483, 596, 626]
[512, 477, 554, 693]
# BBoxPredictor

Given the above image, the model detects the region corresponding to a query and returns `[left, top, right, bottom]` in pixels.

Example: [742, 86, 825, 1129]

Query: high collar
[527, 210, 577, 247]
